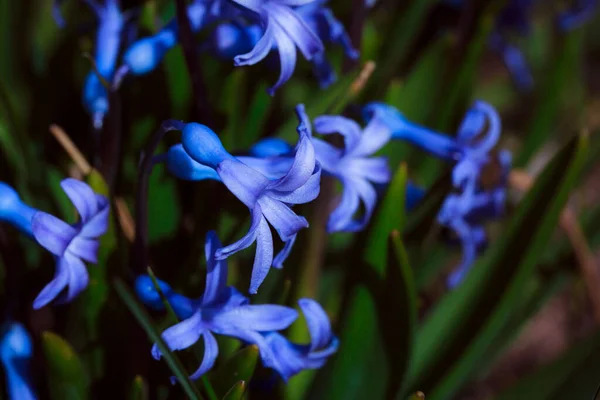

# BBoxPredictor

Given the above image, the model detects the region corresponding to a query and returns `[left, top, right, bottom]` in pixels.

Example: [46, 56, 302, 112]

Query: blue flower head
[81, 0, 125, 129]
[0, 182, 37, 236]
[262, 298, 338, 381]
[31, 179, 109, 309]
[146, 231, 299, 381]
[558, 0, 598, 30]
[205, 22, 264, 61]
[305, 107, 392, 233]
[0, 323, 36, 400]
[172, 105, 321, 293]
[230, 0, 325, 94]
[122, 1, 209, 76]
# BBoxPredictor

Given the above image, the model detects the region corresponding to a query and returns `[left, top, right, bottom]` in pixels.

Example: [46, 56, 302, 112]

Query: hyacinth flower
[122, 0, 215, 76]
[241, 107, 393, 233]
[77, 0, 125, 129]
[558, 0, 599, 30]
[230, 0, 324, 94]
[164, 104, 320, 293]
[31, 179, 109, 309]
[146, 231, 299, 380]
[261, 298, 338, 381]
[0, 323, 37, 400]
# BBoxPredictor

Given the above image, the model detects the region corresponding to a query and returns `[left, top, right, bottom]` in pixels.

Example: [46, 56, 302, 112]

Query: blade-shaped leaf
[221, 381, 246, 400]
[408, 133, 588, 399]
[128, 375, 149, 400]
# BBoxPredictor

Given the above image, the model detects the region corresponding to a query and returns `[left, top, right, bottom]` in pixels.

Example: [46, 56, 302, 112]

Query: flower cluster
[135, 231, 337, 381]
[0, 179, 109, 309]
[0, 323, 36, 400]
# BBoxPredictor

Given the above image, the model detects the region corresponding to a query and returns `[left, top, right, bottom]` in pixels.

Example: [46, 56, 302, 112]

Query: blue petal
[237, 156, 295, 179]
[152, 312, 204, 359]
[68, 236, 99, 263]
[60, 179, 100, 222]
[62, 254, 90, 303]
[458, 101, 501, 154]
[217, 159, 270, 208]
[202, 231, 229, 306]
[79, 202, 109, 238]
[32, 257, 71, 309]
[216, 205, 264, 260]
[249, 217, 274, 294]
[249, 138, 293, 158]
[135, 275, 173, 310]
[234, 15, 276, 66]
[188, 331, 219, 380]
[314, 116, 362, 154]
[298, 298, 333, 351]
[212, 304, 298, 331]
[258, 196, 308, 240]
[347, 115, 393, 158]
[182, 123, 233, 169]
[273, 234, 296, 268]
[327, 181, 360, 233]
[166, 144, 222, 181]
[345, 157, 391, 184]
[268, 23, 298, 95]
[267, 3, 324, 59]
[32, 212, 77, 256]
[268, 164, 321, 204]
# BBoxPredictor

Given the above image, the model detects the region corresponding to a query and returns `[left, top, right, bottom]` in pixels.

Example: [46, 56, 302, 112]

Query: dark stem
[174, 0, 211, 122]
[133, 120, 184, 274]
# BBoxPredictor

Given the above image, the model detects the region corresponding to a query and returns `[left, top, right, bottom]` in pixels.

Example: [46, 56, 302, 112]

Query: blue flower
[0, 182, 37, 236]
[296, 1, 359, 88]
[205, 22, 264, 61]
[308, 107, 393, 233]
[31, 179, 109, 309]
[262, 298, 338, 381]
[558, 0, 598, 30]
[230, 0, 325, 94]
[148, 231, 299, 380]
[0, 323, 37, 400]
[171, 105, 320, 293]
[122, 1, 212, 75]
[80, 0, 125, 129]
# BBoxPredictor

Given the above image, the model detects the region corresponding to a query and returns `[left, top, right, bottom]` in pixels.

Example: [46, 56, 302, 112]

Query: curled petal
[345, 157, 391, 184]
[32, 257, 70, 309]
[79, 203, 110, 238]
[314, 116, 362, 154]
[298, 298, 333, 351]
[218, 160, 269, 208]
[267, 125, 316, 192]
[60, 178, 100, 222]
[258, 197, 308, 241]
[327, 182, 360, 233]
[268, 3, 324, 59]
[68, 236, 99, 263]
[249, 218, 274, 294]
[234, 15, 275, 66]
[268, 24, 298, 95]
[152, 312, 204, 359]
[63, 254, 90, 303]
[273, 234, 296, 268]
[212, 304, 298, 331]
[202, 231, 228, 306]
[32, 212, 77, 256]
[217, 206, 264, 259]
[268, 164, 321, 204]
[188, 331, 219, 380]
[347, 115, 393, 158]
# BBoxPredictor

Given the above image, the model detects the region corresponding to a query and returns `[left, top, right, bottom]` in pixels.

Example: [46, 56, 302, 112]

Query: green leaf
[218, 69, 246, 149]
[495, 330, 600, 400]
[517, 30, 585, 167]
[113, 279, 203, 400]
[210, 345, 258, 398]
[240, 82, 272, 149]
[41, 332, 89, 400]
[408, 133, 589, 399]
[385, 232, 418, 398]
[221, 381, 246, 400]
[128, 376, 149, 400]
[364, 163, 408, 273]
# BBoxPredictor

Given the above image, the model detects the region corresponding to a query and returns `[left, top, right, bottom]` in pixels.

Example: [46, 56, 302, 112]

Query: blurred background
[1, 0, 600, 399]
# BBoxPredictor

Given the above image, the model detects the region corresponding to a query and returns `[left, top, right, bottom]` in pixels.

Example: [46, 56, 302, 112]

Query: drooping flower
[230, 0, 325, 94]
[261, 298, 338, 381]
[0, 323, 37, 400]
[0, 182, 37, 236]
[122, 0, 211, 76]
[80, 0, 125, 129]
[31, 179, 109, 309]
[147, 231, 299, 380]
[309, 107, 393, 233]
[136, 233, 337, 381]
[165, 104, 320, 293]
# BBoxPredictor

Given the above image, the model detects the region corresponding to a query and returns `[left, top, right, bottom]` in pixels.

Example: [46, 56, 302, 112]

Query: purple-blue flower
[148, 231, 299, 380]
[31, 179, 109, 309]
[309, 108, 393, 233]
[0, 323, 37, 400]
[80, 0, 125, 129]
[230, 0, 325, 94]
[165, 105, 320, 293]
[0, 182, 37, 236]
[262, 298, 338, 381]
